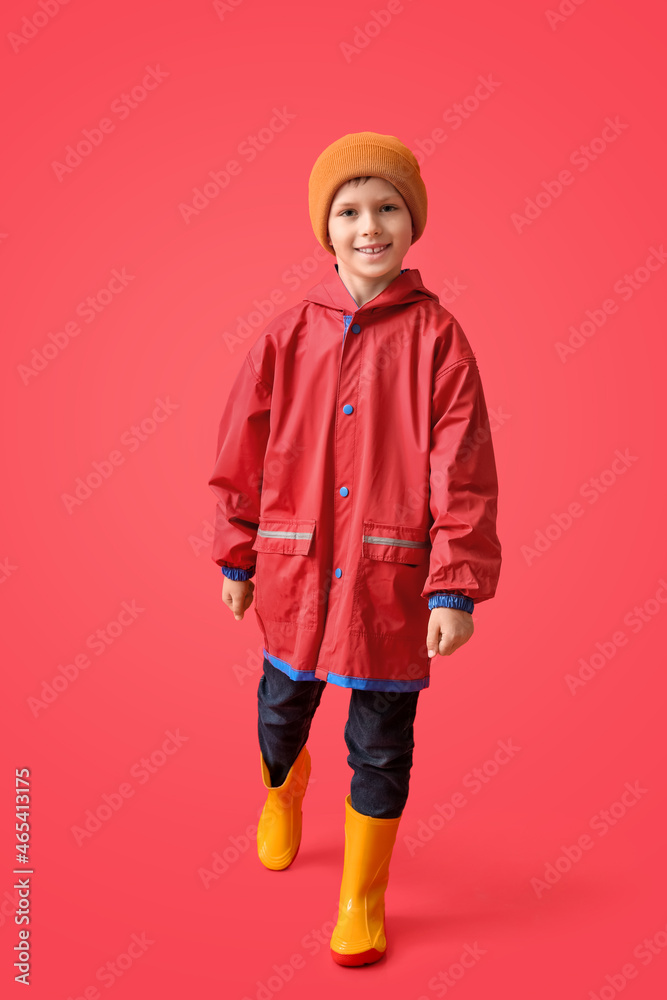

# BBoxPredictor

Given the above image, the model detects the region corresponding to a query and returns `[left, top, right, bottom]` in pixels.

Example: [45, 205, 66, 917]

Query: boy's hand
[427, 607, 474, 658]
[221, 576, 255, 621]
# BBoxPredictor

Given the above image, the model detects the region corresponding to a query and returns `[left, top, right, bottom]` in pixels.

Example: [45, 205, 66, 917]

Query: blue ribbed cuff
[220, 565, 256, 581]
[428, 592, 474, 614]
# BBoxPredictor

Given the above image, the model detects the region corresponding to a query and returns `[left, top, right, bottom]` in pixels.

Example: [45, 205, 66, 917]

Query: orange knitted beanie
[308, 131, 428, 256]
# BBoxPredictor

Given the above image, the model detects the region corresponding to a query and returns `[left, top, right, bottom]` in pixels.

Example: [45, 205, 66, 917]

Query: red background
[2, 1, 667, 997]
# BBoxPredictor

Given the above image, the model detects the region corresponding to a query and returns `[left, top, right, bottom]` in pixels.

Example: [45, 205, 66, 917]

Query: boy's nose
[359, 216, 381, 234]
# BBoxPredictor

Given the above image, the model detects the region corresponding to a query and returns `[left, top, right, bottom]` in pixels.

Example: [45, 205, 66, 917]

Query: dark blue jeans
[257, 656, 420, 819]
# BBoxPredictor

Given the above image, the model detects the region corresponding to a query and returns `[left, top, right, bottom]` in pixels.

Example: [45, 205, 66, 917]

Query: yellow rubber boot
[330, 794, 402, 966]
[257, 744, 311, 871]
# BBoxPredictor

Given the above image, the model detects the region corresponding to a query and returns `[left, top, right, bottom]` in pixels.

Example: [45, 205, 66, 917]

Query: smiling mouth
[355, 244, 391, 255]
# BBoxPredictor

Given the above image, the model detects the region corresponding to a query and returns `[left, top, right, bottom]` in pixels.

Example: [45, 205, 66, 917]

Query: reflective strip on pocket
[361, 521, 430, 565]
[252, 519, 316, 556]
[258, 528, 313, 540]
[362, 533, 428, 550]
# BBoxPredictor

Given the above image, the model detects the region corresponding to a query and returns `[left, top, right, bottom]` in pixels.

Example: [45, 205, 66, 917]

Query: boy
[208, 131, 502, 966]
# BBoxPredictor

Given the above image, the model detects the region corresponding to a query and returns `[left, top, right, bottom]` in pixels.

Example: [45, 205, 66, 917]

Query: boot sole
[258, 841, 301, 871]
[330, 946, 385, 966]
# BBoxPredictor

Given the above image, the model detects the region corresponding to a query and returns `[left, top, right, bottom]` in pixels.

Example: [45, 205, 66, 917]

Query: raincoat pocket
[351, 521, 431, 639]
[251, 518, 317, 628]
[361, 521, 430, 566]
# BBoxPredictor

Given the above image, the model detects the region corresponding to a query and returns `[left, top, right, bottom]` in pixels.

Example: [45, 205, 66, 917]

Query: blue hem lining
[263, 649, 318, 681]
[263, 649, 430, 692]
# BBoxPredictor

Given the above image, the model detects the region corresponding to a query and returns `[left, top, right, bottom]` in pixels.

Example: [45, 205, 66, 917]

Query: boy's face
[326, 177, 414, 288]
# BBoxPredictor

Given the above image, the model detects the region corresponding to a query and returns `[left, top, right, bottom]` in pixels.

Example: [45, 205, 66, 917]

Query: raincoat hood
[303, 265, 440, 316]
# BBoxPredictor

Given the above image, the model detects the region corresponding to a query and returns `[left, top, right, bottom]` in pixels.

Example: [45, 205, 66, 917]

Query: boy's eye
[340, 205, 397, 216]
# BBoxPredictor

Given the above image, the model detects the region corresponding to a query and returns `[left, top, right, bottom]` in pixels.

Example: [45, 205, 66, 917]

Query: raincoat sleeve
[421, 349, 502, 606]
[208, 350, 272, 576]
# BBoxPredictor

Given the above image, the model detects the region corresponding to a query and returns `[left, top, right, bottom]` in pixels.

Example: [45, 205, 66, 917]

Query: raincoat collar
[303, 263, 439, 315]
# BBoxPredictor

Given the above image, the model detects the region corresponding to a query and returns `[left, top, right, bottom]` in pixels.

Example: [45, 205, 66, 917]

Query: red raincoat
[208, 265, 501, 691]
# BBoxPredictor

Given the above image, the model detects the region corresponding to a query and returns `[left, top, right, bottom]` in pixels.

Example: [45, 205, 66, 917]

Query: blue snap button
[351, 323, 361, 334]
[343, 404, 354, 414]
[339, 487, 349, 497]
[335, 567, 342, 578]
